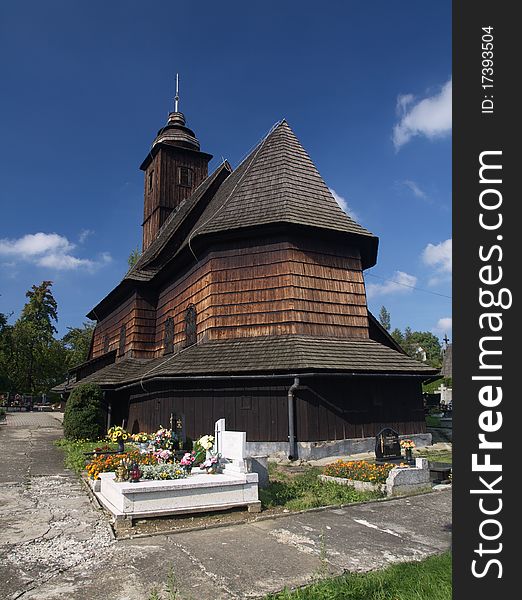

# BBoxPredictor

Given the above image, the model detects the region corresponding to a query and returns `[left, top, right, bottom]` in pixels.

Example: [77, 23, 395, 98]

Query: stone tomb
[96, 419, 260, 522]
[375, 427, 402, 464]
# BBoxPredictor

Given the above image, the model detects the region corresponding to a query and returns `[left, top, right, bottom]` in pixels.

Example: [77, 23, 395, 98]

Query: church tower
[140, 83, 212, 251]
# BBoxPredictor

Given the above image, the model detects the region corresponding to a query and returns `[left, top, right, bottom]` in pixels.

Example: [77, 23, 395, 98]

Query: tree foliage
[0, 312, 13, 390]
[391, 327, 442, 368]
[378, 306, 391, 331]
[62, 321, 95, 369]
[0, 282, 94, 396]
[1, 282, 67, 395]
[127, 246, 141, 269]
[63, 383, 105, 440]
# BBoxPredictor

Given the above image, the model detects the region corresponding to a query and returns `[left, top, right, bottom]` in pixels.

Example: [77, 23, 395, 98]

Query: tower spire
[174, 73, 180, 113]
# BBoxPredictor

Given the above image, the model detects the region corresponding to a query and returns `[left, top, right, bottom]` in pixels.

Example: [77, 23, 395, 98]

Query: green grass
[417, 449, 452, 464]
[260, 464, 383, 511]
[263, 552, 451, 600]
[425, 415, 441, 427]
[54, 438, 119, 473]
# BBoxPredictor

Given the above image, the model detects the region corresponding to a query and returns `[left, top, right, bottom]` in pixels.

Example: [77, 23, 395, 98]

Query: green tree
[128, 246, 141, 269]
[8, 282, 67, 394]
[63, 383, 105, 440]
[0, 312, 14, 391]
[390, 328, 404, 347]
[62, 321, 95, 368]
[399, 328, 442, 368]
[390, 326, 442, 368]
[378, 306, 391, 331]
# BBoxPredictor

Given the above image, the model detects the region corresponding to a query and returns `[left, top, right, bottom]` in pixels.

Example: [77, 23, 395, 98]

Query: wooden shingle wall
[91, 235, 370, 360]
[154, 236, 369, 355]
[90, 291, 156, 359]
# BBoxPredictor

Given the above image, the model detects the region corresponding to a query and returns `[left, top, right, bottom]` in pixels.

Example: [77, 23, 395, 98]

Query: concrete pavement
[0, 412, 451, 600]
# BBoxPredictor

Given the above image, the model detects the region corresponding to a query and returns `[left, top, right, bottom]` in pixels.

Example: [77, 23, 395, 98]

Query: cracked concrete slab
[0, 413, 452, 600]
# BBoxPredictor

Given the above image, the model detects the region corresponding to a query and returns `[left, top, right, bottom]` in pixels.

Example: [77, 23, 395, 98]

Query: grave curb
[112, 486, 448, 541]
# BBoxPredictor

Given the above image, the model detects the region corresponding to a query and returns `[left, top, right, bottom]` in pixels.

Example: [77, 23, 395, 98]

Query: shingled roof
[186, 120, 375, 243]
[56, 336, 437, 393]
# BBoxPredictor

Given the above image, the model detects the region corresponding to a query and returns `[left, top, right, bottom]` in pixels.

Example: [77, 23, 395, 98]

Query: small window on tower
[177, 166, 193, 188]
[148, 170, 154, 193]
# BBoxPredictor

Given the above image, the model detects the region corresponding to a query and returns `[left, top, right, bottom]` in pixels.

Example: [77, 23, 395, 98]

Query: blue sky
[0, 0, 451, 340]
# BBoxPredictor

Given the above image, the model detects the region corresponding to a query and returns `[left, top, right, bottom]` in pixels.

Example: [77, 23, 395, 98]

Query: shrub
[63, 383, 105, 441]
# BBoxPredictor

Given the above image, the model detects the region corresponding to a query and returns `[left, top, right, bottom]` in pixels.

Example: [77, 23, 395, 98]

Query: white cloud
[329, 188, 360, 222]
[78, 229, 94, 244]
[422, 238, 452, 272]
[422, 238, 452, 286]
[396, 94, 415, 115]
[402, 179, 428, 201]
[434, 317, 452, 334]
[0, 232, 111, 272]
[366, 271, 417, 299]
[393, 78, 452, 150]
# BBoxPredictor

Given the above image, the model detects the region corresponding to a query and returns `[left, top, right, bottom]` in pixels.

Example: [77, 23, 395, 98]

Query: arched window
[164, 317, 174, 355]
[118, 324, 126, 357]
[184, 304, 197, 348]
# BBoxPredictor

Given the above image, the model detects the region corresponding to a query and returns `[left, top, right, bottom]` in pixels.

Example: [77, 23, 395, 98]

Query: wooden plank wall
[127, 382, 290, 442]
[123, 376, 425, 442]
[90, 291, 156, 359]
[154, 236, 369, 355]
[91, 235, 371, 360]
[295, 377, 426, 441]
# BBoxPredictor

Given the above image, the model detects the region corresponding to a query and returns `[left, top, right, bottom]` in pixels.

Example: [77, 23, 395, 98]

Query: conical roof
[187, 120, 376, 246]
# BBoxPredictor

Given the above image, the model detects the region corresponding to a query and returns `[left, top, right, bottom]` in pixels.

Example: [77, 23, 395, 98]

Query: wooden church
[56, 97, 437, 459]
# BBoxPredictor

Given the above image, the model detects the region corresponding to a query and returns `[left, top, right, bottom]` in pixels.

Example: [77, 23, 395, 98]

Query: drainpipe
[287, 377, 300, 460]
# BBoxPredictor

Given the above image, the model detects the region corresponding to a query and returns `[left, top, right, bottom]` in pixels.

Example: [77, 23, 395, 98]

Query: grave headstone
[375, 428, 402, 463]
[221, 431, 247, 473]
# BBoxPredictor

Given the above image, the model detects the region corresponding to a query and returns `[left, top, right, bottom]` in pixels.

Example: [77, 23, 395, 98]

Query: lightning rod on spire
[174, 73, 180, 112]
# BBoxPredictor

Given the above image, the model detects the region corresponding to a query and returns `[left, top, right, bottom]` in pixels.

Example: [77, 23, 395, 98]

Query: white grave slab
[97, 469, 260, 519]
[95, 419, 261, 521]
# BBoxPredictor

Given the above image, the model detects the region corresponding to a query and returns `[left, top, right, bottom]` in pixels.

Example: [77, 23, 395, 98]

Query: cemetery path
[0, 413, 452, 600]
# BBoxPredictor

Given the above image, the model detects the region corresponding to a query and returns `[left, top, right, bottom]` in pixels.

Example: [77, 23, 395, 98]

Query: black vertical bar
[454, 2, 518, 598]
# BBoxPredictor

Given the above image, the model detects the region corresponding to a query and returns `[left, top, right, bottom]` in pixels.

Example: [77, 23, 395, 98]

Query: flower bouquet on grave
[152, 426, 178, 452]
[131, 432, 152, 453]
[107, 426, 130, 452]
[180, 451, 196, 474]
[202, 452, 222, 474]
[153, 449, 174, 464]
[192, 434, 215, 466]
[400, 439, 416, 465]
